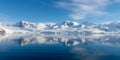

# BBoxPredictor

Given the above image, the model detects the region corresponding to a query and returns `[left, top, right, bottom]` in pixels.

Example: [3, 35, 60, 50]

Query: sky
[0, 0, 120, 24]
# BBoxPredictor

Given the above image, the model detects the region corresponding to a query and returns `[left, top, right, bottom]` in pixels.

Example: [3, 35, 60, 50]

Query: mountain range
[0, 21, 120, 35]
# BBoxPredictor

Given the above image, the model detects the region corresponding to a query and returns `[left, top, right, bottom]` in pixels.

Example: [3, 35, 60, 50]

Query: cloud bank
[56, 0, 120, 20]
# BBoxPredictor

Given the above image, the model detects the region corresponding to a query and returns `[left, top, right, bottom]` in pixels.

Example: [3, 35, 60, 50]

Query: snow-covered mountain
[52, 21, 80, 29]
[14, 21, 58, 30]
[1, 21, 120, 35]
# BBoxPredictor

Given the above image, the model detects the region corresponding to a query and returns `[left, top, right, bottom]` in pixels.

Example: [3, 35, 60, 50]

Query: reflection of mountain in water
[0, 34, 120, 46]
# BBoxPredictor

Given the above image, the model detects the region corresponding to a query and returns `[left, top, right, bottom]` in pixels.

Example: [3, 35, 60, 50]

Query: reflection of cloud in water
[0, 34, 120, 47]
[71, 47, 108, 60]
[71, 43, 120, 60]
[0, 34, 120, 60]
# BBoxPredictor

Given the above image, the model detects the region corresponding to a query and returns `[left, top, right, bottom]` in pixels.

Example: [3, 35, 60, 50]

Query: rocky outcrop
[0, 27, 5, 35]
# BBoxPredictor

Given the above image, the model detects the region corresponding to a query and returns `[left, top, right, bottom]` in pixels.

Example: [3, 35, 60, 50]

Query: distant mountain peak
[15, 20, 32, 28]
[62, 21, 79, 26]
[1, 20, 120, 35]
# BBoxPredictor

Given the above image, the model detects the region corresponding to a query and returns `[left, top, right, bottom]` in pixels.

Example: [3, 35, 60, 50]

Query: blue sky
[0, 0, 120, 24]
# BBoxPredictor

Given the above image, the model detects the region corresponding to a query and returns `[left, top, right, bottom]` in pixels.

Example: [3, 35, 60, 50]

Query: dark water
[0, 34, 120, 60]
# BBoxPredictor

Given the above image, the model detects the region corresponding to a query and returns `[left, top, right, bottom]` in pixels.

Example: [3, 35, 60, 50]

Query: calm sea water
[0, 34, 120, 60]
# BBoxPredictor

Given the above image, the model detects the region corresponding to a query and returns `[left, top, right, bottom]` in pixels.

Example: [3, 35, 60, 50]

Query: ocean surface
[0, 34, 120, 60]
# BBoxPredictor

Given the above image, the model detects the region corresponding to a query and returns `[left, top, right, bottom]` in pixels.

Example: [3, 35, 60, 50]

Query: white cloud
[56, 0, 120, 20]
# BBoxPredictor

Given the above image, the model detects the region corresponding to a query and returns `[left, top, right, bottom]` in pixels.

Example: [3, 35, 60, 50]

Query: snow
[0, 25, 13, 34]
[52, 25, 58, 29]
[72, 22, 79, 26]
[0, 21, 120, 35]
[36, 23, 47, 30]
[81, 24, 86, 29]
